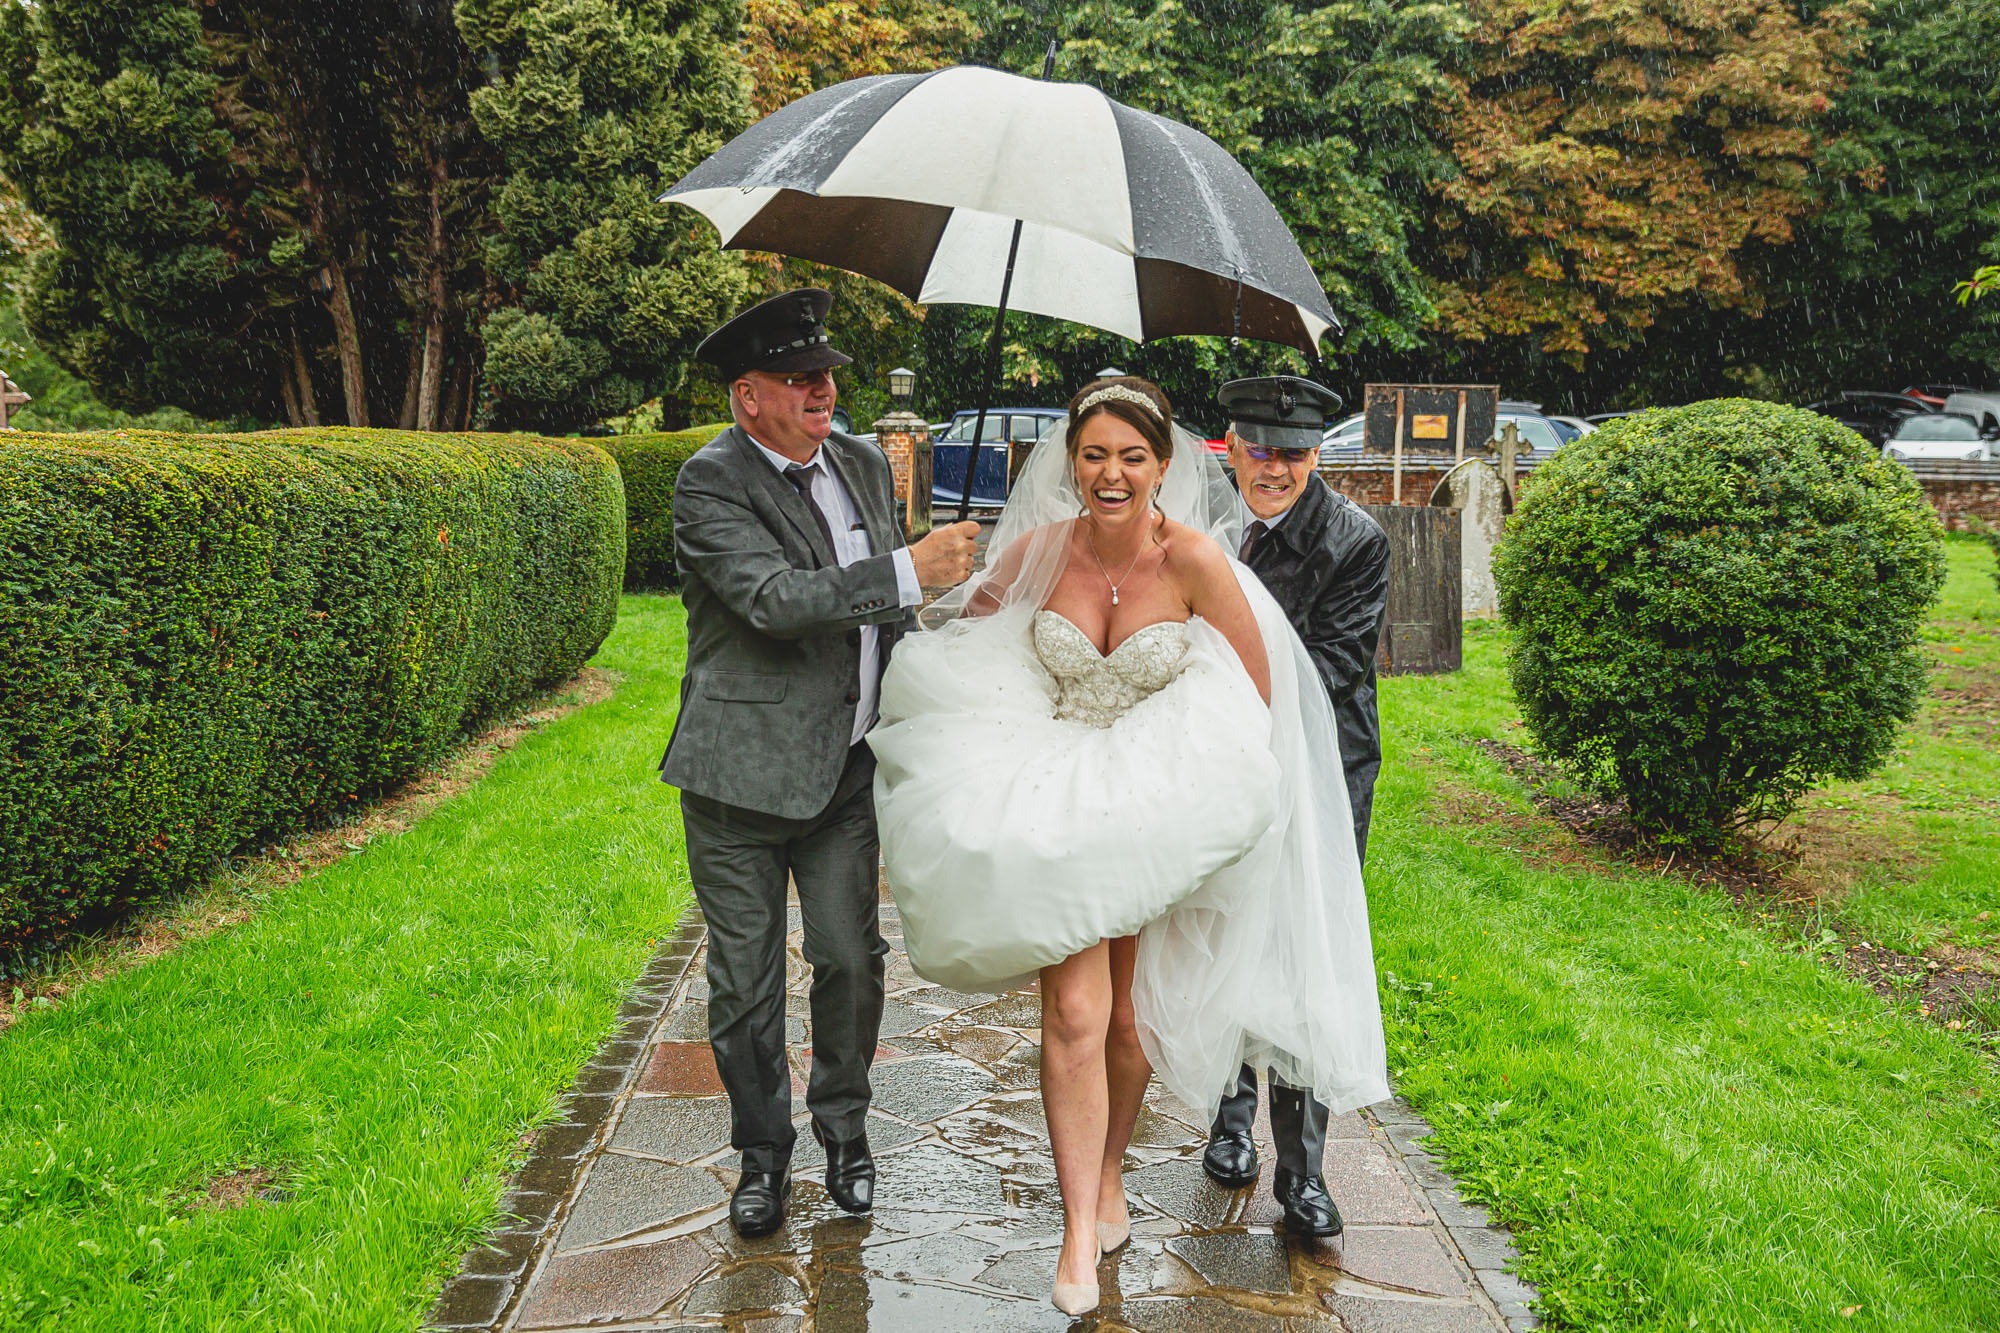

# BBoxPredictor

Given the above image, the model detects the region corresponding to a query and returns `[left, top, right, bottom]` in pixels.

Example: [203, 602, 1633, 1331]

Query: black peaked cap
[1217, 376, 1344, 451]
[696, 287, 854, 380]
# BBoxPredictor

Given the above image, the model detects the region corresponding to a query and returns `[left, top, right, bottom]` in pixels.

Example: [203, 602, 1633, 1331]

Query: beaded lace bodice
[1033, 611, 1191, 728]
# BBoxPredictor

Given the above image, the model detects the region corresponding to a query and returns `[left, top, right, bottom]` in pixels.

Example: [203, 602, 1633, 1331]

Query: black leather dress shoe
[812, 1120, 875, 1213]
[1202, 1127, 1260, 1189]
[1274, 1167, 1344, 1238]
[730, 1168, 790, 1238]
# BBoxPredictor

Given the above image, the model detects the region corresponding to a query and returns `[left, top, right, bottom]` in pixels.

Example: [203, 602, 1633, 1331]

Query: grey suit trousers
[680, 742, 889, 1173]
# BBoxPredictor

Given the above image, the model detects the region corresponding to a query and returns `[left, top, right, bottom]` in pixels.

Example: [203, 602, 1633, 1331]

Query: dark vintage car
[1800, 391, 1936, 445]
[930, 407, 1067, 508]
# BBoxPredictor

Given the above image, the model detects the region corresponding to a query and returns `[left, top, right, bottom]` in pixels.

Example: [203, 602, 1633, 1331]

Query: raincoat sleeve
[1300, 512, 1389, 706]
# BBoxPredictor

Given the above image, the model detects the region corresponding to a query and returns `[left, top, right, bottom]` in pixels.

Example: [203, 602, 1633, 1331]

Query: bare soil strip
[1463, 739, 2000, 1042]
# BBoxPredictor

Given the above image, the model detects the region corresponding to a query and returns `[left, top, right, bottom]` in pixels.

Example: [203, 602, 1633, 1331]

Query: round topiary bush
[1493, 398, 1946, 849]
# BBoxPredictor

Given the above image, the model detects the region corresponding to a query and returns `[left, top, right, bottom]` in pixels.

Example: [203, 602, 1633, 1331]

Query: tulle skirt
[870, 570, 1390, 1118]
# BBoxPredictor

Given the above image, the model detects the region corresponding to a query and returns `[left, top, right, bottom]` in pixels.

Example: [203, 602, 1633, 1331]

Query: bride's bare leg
[1099, 934, 1148, 1230]
[1041, 942, 1112, 1288]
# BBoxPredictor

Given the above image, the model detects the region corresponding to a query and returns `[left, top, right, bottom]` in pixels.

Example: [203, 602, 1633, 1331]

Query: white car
[1941, 392, 2000, 439]
[1882, 412, 1994, 463]
[1548, 415, 1598, 438]
[1319, 413, 1366, 463]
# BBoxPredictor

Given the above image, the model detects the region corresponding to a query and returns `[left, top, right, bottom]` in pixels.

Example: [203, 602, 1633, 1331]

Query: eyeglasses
[1241, 444, 1316, 464]
[774, 369, 834, 388]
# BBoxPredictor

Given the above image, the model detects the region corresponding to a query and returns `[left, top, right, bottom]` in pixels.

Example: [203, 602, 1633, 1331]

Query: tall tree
[0, 0, 755, 431]
[459, 0, 753, 430]
[1422, 0, 1864, 405]
[1745, 0, 2000, 396]
[0, 0, 279, 418]
[965, 0, 1465, 371]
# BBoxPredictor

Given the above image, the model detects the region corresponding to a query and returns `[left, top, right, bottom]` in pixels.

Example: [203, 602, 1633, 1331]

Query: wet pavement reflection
[427, 889, 1540, 1332]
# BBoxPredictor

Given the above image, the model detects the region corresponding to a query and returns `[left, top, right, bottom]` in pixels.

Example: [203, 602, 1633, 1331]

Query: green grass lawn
[2, 543, 1994, 1332]
[1370, 534, 2000, 1331]
[1799, 538, 2000, 956]
[0, 596, 692, 1331]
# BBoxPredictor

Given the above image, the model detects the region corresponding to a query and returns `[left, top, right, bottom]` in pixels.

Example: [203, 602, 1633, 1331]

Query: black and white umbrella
[661, 64, 1340, 354]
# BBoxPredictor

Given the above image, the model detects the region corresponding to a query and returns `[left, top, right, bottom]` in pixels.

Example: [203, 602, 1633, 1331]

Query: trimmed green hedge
[0, 427, 624, 957]
[599, 424, 728, 590]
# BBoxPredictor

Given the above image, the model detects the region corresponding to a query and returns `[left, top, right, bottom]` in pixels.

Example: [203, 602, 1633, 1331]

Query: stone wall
[1913, 464, 2000, 531]
[1321, 458, 2000, 530]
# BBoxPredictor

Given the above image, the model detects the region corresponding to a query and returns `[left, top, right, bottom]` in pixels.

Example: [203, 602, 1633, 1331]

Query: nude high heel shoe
[1096, 1218, 1132, 1254]
[1050, 1241, 1102, 1316]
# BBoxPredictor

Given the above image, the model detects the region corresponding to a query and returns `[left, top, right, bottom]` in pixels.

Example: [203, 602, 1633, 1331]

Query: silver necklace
[1086, 517, 1150, 607]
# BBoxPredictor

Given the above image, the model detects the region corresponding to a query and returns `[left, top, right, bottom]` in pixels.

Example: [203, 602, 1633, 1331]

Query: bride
[868, 377, 1387, 1315]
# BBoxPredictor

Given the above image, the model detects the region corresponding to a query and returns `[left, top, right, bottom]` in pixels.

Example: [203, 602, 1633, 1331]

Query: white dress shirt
[748, 434, 921, 744]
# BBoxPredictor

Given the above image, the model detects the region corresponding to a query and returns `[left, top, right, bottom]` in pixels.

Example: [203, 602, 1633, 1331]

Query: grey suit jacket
[660, 425, 914, 819]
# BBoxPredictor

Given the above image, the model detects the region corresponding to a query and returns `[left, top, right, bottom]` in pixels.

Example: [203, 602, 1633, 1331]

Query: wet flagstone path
[428, 887, 1540, 1332]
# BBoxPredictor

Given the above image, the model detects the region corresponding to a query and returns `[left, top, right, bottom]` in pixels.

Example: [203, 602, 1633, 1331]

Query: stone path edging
[427, 893, 1541, 1331]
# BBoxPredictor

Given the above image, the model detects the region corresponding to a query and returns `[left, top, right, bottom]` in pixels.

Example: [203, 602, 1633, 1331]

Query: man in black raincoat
[1202, 375, 1390, 1240]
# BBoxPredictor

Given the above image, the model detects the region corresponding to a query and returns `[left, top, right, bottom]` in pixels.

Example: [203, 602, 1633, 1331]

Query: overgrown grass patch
[0, 595, 690, 1331]
[1799, 537, 2000, 955]
[1371, 551, 2000, 1331]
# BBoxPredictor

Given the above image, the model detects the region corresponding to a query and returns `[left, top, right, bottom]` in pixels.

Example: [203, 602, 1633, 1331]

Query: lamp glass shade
[888, 367, 916, 400]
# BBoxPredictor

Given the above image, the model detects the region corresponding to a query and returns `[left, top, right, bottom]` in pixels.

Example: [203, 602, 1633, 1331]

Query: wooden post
[1454, 389, 1467, 462]
[0, 373, 30, 430]
[1392, 388, 1407, 504]
[1362, 504, 1462, 674]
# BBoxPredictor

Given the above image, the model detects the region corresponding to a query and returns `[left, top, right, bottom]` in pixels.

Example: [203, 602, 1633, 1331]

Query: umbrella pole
[953, 223, 1025, 523]
[953, 38, 1060, 524]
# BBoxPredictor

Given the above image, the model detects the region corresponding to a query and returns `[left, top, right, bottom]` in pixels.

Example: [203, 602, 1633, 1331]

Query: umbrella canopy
[662, 66, 1339, 354]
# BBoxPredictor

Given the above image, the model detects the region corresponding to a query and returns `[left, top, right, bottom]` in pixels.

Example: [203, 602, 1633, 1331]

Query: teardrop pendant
[1111, 588, 1120, 606]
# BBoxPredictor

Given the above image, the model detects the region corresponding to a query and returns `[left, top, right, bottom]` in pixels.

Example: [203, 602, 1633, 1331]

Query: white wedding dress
[869, 423, 1389, 1118]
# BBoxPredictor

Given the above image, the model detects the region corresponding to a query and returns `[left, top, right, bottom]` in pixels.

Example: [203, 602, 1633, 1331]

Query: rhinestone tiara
[1075, 383, 1164, 421]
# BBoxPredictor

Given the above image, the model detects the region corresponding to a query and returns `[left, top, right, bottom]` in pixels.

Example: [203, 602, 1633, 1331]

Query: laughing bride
[867, 376, 1387, 1316]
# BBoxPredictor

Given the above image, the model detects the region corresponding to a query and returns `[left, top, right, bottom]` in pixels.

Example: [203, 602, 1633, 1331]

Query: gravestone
[1363, 505, 1462, 674]
[1428, 458, 1512, 617]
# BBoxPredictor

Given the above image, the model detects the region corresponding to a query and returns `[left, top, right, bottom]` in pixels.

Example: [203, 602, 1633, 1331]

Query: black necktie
[784, 463, 837, 555]
[1239, 519, 1269, 563]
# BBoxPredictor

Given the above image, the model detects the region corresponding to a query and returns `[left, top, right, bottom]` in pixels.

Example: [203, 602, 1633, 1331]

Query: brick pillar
[873, 411, 932, 539]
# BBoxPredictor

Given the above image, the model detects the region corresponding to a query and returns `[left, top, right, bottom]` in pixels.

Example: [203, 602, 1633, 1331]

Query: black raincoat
[1230, 472, 1390, 860]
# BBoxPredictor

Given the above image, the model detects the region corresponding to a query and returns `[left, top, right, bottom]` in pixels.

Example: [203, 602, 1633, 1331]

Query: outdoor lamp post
[875, 369, 931, 542]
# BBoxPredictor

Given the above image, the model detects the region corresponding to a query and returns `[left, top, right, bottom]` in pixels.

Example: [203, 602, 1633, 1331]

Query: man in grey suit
[661, 289, 979, 1237]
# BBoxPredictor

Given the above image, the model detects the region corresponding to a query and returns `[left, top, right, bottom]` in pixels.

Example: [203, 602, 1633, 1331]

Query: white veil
[883, 420, 1389, 1118]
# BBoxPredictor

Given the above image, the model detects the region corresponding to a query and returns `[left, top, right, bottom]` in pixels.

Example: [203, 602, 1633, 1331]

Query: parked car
[1882, 412, 1994, 463]
[1800, 391, 1936, 445]
[1499, 400, 1581, 445]
[1899, 383, 1983, 409]
[1494, 411, 1567, 455]
[930, 406, 1067, 507]
[1319, 412, 1366, 464]
[1584, 410, 1643, 425]
[1941, 391, 2000, 439]
[1547, 415, 1598, 439]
